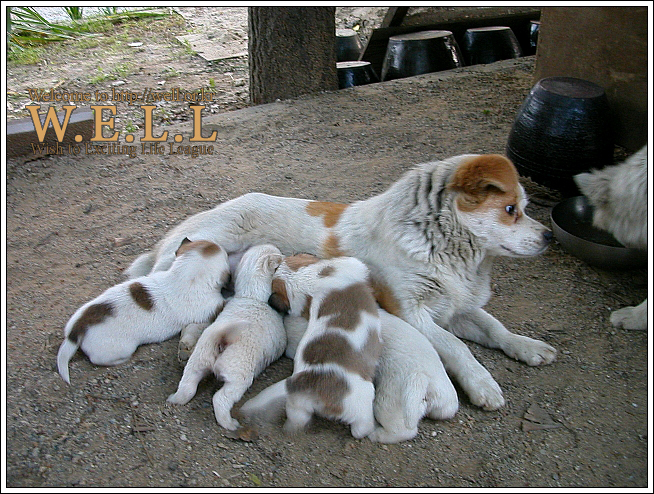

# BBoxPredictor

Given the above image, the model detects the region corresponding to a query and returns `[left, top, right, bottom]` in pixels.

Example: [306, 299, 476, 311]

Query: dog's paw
[610, 305, 648, 331]
[458, 369, 505, 411]
[503, 334, 557, 366]
[167, 392, 192, 405]
[177, 341, 195, 365]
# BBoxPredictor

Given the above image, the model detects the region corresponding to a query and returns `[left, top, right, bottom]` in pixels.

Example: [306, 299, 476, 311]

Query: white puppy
[284, 310, 459, 443]
[57, 239, 230, 384]
[167, 244, 286, 431]
[574, 145, 648, 330]
[242, 254, 382, 439]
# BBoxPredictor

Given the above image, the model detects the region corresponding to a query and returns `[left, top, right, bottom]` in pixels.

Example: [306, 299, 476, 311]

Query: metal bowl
[550, 196, 647, 270]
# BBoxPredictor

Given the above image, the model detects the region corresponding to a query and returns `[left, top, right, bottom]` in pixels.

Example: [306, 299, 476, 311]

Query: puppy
[57, 239, 230, 384]
[242, 254, 382, 439]
[166, 244, 286, 431]
[284, 310, 459, 443]
[574, 145, 648, 330]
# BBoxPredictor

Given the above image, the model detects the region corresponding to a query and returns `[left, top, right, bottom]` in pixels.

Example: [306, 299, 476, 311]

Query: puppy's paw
[611, 305, 648, 331]
[177, 341, 195, 365]
[167, 392, 192, 405]
[177, 323, 208, 365]
[459, 369, 505, 411]
[504, 334, 557, 366]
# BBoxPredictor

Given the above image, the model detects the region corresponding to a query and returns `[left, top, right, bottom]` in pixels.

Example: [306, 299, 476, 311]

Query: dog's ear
[175, 237, 193, 257]
[268, 278, 290, 314]
[448, 154, 518, 210]
[266, 254, 284, 273]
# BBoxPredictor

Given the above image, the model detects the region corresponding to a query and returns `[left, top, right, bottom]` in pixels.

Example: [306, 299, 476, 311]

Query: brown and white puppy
[241, 254, 382, 438]
[167, 244, 286, 431]
[284, 309, 459, 443]
[575, 145, 648, 330]
[127, 154, 555, 411]
[57, 239, 229, 384]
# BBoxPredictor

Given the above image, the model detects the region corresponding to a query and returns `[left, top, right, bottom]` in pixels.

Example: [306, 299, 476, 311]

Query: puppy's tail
[57, 337, 80, 385]
[125, 251, 155, 278]
[208, 320, 248, 358]
[240, 378, 288, 424]
[402, 373, 431, 429]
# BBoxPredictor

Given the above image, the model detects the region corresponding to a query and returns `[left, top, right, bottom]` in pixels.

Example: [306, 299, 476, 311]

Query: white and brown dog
[166, 244, 286, 431]
[127, 154, 556, 410]
[57, 239, 230, 384]
[241, 254, 382, 438]
[574, 145, 648, 330]
[284, 309, 459, 443]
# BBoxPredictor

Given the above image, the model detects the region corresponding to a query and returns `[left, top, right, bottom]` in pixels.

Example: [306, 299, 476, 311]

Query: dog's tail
[125, 251, 156, 278]
[239, 378, 288, 423]
[209, 320, 248, 358]
[57, 337, 80, 385]
[402, 373, 431, 429]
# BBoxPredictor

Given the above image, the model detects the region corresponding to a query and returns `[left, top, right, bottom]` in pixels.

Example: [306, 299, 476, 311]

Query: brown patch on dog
[318, 265, 335, 278]
[448, 154, 520, 212]
[269, 278, 291, 313]
[301, 331, 381, 381]
[317, 282, 378, 330]
[286, 369, 348, 417]
[68, 302, 114, 343]
[285, 253, 320, 271]
[371, 279, 402, 316]
[175, 239, 222, 258]
[129, 282, 154, 311]
[301, 295, 313, 320]
[306, 201, 348, 228]
[323, 233, 345, 258]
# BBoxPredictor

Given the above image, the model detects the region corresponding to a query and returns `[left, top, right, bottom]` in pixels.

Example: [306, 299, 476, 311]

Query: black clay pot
[337, 61, 380, 89]
[381, 30, 464, 82]
[336, 28, 364, 62]
[461, 26, 522, 65]
[506, 77, 614, 195]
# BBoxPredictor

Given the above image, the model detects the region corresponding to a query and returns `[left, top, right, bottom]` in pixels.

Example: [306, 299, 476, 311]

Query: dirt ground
[4, 7, 650, 489]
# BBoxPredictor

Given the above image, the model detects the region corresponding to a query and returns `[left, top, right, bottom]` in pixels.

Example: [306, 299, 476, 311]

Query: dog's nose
[543, 230, 553, 243]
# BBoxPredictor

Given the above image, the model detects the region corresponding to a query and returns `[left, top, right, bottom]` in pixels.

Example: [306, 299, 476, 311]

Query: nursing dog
[241, 254, 382, 438]
[167, 244, 286, 431]
[284, 309, 459, 443]
[57, 239, 230, 384]
[574, 145, 648, 330]
[127, 154, 556, 410]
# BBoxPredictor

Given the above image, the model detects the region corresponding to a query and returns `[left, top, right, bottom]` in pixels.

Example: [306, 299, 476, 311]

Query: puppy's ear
[266, 254, 284, 273]
[175, 237, 193, 257]
[268, 278, 290, 314]
[449, 154, 518, 211]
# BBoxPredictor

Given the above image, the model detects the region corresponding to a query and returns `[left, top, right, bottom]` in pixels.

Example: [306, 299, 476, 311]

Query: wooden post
[248, 7, 337, 105]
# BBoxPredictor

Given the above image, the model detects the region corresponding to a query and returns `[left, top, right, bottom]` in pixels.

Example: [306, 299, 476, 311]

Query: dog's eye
[505, 205, 516, 216]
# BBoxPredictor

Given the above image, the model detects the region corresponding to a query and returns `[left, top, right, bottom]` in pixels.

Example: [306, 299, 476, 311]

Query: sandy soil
[4, 7, 649, 489]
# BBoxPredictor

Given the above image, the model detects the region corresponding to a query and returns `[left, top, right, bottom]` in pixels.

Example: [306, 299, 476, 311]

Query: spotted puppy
[167, 244, 286, 431]
[241, 254, 382, 439]
[284, 310, 458, 443]
[57, 239, 230, 384]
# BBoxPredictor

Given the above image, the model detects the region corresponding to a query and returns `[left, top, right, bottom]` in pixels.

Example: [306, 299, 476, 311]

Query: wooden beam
[381, 7, 409, 28]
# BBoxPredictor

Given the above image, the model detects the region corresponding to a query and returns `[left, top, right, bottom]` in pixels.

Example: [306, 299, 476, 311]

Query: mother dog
[128, 154, 556, 410]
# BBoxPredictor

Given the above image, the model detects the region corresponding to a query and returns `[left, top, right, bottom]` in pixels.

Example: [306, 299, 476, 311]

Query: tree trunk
[248, 7, 337, 105]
